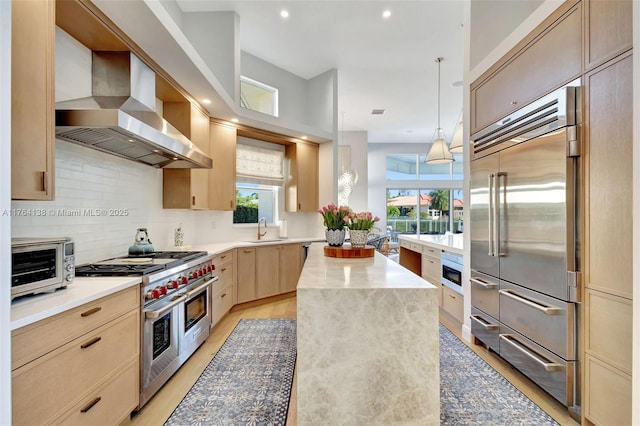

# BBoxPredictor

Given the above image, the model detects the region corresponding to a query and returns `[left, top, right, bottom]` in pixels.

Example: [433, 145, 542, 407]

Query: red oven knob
[151, 289, 161, 299]
[190, 271, 197, 279]
[208, 265, 214, 272]
[198, 269, 204, 277]
[159, 286, 168, 295]
[180, 276, 188, 285]
[169, 280, 179, 289]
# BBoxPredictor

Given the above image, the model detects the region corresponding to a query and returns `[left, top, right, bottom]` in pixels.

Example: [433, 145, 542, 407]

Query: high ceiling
[175, 0, 465, 144]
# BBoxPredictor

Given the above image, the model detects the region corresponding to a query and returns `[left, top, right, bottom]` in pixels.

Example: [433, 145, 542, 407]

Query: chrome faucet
[257, 217, 267, 240]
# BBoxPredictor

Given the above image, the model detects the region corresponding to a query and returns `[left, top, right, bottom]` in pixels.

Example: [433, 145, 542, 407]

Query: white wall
[0, 2, 11, 423]
[307, 69, 337, 134]
[339, 131, 368, 212]
[241, 51, 308, 125]
[183, 11, 240, 103]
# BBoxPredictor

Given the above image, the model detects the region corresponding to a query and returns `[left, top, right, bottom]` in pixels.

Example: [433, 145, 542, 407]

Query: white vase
[349, 230, 369, 248]
[325, 229, 346, 247]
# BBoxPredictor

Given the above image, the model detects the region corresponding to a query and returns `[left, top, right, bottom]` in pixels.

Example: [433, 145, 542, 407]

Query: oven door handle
[144, 295, 187, 319]
[186, 276, 218, 299]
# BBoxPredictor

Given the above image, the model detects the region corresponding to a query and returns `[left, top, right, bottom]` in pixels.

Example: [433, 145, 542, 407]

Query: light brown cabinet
[441, 286, 464, 322]
[236, 247, 256, 304]
[236, 243, 302, 304]
[584, 0, 632, 71]
[208, 121, 237, 211]
[583, 51, 633, 426]
[470, 2, 582, 135]
[285, 142, 319, 212]
[162, 103, 210, 209]
[11, 287, 140, 426]
[11, 0, 55, 200]
[210, 249, 235, 326]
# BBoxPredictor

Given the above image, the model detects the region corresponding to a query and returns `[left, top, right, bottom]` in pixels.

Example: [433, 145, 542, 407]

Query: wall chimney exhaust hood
[55, 51, 212, 169]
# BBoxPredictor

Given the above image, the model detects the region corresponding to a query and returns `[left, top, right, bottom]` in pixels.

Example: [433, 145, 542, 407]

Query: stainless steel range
[76, 251, 218, 408]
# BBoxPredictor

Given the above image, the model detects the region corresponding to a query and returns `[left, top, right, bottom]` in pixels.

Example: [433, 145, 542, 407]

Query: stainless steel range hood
[56, 51, 212, 169]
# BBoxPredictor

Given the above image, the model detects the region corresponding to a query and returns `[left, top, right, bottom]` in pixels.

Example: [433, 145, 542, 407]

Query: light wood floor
[124, 295, 578, 426]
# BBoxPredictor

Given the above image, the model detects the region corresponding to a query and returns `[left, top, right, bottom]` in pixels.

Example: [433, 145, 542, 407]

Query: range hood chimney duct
[55, 51, 212, 169]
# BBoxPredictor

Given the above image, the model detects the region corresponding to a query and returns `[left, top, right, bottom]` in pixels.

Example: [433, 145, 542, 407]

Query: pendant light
[425, 57, 454, 164]
[448, 108, 464, 153]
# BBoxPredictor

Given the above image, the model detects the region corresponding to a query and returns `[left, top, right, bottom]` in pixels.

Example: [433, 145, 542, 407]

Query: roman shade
[236, 142, 284, 186]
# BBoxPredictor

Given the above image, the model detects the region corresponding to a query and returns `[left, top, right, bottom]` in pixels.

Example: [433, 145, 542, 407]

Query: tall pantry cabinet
[582, 1, 633, 424]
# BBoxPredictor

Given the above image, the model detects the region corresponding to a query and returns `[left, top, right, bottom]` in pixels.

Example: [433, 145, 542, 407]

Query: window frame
[240, 75, 279, 117]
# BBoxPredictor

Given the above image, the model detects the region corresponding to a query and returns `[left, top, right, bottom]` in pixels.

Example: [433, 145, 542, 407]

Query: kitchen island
[297, 243, 440, 425]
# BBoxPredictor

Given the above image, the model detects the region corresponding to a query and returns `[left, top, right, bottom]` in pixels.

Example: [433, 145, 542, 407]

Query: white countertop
[399, 233, 463, 255]
[11, 276, 141, 330]
[11, 237, 322, 331]
[298, 243, 437, 290]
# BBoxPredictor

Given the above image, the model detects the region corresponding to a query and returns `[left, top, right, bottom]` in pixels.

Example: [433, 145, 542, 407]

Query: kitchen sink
[243, 239, 284, 244]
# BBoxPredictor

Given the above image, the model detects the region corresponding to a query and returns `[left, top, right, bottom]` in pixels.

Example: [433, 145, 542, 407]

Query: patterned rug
[165, 319, 558, 425]
[440, 323, 559, 425]
[164, 318, 296, 426]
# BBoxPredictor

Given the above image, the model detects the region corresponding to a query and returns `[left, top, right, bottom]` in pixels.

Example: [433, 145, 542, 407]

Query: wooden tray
[324, 245, 375, 258]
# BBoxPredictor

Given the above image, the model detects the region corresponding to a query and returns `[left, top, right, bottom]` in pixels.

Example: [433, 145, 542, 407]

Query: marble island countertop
[297, 243, 440, 424]
[399, 233, 463, 255]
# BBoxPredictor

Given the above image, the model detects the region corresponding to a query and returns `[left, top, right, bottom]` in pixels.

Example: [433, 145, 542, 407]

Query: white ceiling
[93, 1, 544, 145]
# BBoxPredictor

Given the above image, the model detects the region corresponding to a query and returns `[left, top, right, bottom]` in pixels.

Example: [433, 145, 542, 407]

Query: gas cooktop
[75, 251, 208, 277]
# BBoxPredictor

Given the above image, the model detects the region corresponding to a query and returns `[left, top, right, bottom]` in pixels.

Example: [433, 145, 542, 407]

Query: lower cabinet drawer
[211, 282, 234, 326]
[470, 307, 500, 353]
[53, 359, 139, 426]
[442, 286, 464, 322]
[421, 254, 440, 284]
[499, 281, 575, 360]
[499, 324, 574, 406]
[12, 310, 139, 426]
[216, 262, 233, 287]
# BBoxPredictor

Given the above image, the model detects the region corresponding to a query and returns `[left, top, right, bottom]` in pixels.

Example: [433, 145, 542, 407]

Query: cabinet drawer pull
[192, 196, 196, 205]
[221, 267, 227, 272]
[298, 203, 301, 210]
[500, 334, 562, 372]
[470, 314, 498, 330]
[499, 289, 562, 315]
[41, 171, 47, 192]
[80, 396, 101, 413]
[221, 293, 227, 298]
[221, 255, 227, 259]
[80, 336, 101, 349]
[80, 307, 102, 317]
[243, 249, 252, 253]
[230, 200, 233, 208]
[448, 294, 456, 299]
[470, 277, 496, 289]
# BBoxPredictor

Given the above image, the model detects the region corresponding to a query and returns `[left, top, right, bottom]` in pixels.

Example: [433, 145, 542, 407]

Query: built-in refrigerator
[469, 81, 581, 417]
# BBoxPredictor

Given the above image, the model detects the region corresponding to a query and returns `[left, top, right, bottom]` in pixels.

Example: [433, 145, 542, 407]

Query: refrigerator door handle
[499, 289, 563, 315]
[470, 314, 499, 330]
[488, 173, 495, 256]
[470, 277, 497, 289]
[495, 172, 505, 256]
[500, 334, 564, 372]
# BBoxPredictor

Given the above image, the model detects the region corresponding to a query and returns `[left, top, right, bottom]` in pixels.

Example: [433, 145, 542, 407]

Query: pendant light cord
[436, 57, 442, 129]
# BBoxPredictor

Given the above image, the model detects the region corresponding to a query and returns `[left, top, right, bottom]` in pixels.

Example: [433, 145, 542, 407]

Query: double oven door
[140, 276, 215, 407]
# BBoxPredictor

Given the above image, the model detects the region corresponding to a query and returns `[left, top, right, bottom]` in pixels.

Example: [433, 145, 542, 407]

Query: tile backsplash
[11, 141, 321, 264]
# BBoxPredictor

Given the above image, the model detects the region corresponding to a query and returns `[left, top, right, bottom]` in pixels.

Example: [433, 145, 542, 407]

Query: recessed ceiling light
[202, 98, 211, 104]
[371, 109, 386, 115]
[382, 10, 391, 19]
[301, 135, 308, 140]
[231, 118, 239, 123]
[280, 9, 289, 19]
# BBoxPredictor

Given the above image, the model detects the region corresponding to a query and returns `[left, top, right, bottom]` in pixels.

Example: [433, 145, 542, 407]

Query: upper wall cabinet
[285, 142, 319, 213]
[12, 0, 55, 200]
[208, 121, 237, 211]
[162, 103, 210, 209]
[470, 2, 581, 135]
[583, 0, 632, 71]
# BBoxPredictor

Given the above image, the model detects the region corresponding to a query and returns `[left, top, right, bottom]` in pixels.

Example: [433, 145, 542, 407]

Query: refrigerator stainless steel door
[497, 127, 577, 301]
[470, 153, 499, 278]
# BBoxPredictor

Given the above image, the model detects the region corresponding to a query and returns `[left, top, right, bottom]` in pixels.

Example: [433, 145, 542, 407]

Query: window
[234, 139, 284, 224]
[240, 76, 279, 117]
[386, 189, 463, 235]
[234, 184, 277, 224]
[386, 153, 463, 181]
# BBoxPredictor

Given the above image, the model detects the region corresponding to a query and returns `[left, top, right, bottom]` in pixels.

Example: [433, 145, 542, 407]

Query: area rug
[164, 318, 296, 426]
[440, 323, 559, 425]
